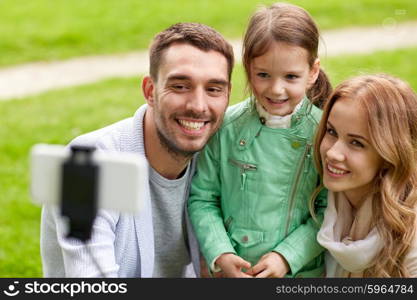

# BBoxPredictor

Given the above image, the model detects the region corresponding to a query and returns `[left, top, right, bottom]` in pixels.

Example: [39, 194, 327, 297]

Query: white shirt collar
[255, 99, 304, 129]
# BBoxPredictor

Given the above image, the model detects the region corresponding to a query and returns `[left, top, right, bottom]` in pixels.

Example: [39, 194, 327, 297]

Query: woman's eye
[326, 127, 337, 136]
[351, 140, 364, 148]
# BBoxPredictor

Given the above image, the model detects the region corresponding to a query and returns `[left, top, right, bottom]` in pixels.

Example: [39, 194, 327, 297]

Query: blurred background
[1, 0, 417, 277]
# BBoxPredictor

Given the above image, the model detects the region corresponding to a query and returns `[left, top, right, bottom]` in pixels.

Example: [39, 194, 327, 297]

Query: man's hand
[215, 253, 253, 278]
[246, 252, 289, 278]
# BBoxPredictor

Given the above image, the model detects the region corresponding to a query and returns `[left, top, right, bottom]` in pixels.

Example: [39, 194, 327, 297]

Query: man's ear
[142, 76, 155, 107]
[308, 58, 321, 88]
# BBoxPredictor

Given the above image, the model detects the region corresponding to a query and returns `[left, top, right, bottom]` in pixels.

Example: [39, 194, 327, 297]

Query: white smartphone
[30, 144, 148, 214]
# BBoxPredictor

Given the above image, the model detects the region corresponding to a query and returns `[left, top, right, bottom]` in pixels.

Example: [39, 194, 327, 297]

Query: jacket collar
[235, 97, 312, 151]
[290, 96, 313, 127]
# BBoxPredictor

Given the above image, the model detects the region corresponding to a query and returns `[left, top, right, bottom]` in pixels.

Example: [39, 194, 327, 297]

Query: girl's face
[320, 97, 384, 204]
[250, 41, 319, 116]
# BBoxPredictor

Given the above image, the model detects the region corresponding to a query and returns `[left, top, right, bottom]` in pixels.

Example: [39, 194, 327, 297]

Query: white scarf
[255, 99, 304, 129]
[317, 191, 384, 277]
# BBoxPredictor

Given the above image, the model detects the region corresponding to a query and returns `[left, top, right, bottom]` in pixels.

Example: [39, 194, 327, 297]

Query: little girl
[188, 3, 331, 278]
[315, 74, 417, 277]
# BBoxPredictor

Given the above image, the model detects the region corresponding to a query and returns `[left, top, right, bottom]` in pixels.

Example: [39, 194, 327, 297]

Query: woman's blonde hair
[313, 74, 417, 277]
[243, 2, 332, 107]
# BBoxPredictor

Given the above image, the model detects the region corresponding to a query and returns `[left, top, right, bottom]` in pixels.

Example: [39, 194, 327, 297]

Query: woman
[315, 74, 417, 277]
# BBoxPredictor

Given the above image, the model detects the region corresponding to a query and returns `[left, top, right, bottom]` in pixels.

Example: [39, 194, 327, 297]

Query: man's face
[145, 43, 230, 157]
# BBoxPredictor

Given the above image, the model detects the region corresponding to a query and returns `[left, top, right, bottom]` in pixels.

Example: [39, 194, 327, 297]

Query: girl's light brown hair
[313, 74, 417, 277]
[243, 2, 331, 107]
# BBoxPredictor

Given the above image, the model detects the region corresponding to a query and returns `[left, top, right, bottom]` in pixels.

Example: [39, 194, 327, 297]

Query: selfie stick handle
[61, 145, 99, 242]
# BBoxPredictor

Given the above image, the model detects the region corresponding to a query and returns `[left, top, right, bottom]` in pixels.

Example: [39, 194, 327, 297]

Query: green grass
[1, 46, 417, 277]
[4, 72, 241, 277]
[323, 48, 417, 88]
[0, 79, 142, 277]
[1, 0, 417, 67]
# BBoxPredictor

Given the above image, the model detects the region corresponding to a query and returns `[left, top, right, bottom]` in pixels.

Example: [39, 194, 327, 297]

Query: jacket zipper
[284, 143, 312, 236]
[228, 158, 257, 190]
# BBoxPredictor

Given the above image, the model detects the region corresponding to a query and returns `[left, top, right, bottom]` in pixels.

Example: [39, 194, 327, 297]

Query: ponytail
[307, 68, 332, 108]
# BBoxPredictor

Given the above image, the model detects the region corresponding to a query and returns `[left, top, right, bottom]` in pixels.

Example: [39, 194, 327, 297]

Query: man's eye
[207, 87, 225, 96]
[172, 84, 187, 90]
[207, 87, 221, 92]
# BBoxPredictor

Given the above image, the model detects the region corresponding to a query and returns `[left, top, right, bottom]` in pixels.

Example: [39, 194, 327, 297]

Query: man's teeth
[178, 120, 205, 130]
[328, 165, 348, 175]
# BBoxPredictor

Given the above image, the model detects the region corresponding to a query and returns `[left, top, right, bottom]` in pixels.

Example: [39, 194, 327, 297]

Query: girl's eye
[326, 127, 337, 137]
[286, 74, 298, 80]
[351, 140, 364, 148]
[257, 72, 269, 78]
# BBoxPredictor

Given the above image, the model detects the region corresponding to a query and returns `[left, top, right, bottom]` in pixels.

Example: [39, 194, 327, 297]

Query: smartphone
[30, 144, 147, 214]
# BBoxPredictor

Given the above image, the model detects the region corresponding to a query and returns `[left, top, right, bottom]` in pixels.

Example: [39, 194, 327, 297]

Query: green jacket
[188, 97, 327, 277]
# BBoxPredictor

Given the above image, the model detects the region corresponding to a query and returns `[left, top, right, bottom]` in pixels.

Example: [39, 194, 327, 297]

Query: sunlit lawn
[1, 0, 416, 66]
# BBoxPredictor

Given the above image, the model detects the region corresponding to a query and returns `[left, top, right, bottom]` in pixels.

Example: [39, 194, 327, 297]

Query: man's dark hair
[149, 22, 234, 81]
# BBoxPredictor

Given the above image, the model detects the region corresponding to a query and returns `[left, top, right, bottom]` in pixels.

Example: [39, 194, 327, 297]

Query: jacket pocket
[228, 158, 257, 191]
[229, 228, 263, 248]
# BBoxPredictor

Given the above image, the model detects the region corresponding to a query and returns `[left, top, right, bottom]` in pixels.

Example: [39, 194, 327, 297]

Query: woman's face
[320, 97, 384, 204]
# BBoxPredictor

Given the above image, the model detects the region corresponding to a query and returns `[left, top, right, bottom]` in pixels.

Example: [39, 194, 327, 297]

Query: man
[40, 22, 234, 277]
